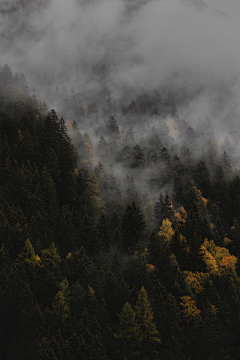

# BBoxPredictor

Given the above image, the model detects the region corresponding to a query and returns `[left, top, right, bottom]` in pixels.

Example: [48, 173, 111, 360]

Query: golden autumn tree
[200, 238, 237, 275]
[66, 120, 72, 132]
[158, 218, 175, 245]
[184, 271, 209, 295]
[180, 296, 201, 324]
[174, 205, 187, 227]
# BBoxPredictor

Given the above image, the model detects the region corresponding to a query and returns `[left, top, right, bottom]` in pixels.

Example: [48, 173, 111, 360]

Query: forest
[1, 62, 240, 360]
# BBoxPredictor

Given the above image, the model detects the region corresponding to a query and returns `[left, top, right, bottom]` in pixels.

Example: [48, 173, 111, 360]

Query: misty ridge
[3, 1, 240, 359]
[1, 0, 240, 212]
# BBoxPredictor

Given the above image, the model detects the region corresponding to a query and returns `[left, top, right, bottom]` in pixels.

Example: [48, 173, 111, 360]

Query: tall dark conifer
[121, 201, 146, 253]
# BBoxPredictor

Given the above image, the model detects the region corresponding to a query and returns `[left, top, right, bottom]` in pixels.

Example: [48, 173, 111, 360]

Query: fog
[2, 0, 240, 97]
[1, 0, 240, 212]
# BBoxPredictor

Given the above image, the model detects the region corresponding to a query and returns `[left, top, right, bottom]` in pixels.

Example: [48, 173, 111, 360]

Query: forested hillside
[1, 63, 240, 360]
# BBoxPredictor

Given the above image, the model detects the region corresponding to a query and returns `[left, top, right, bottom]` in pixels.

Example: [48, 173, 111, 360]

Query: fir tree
[97, 135, 108, 159]
[106, 115, 120, 136]
[96, 213, 111, 252]
[194, 160, 210, 198]
[134, 286, 161, 358]
[130, 145, 146, 168]
[121, 201, 146, 253]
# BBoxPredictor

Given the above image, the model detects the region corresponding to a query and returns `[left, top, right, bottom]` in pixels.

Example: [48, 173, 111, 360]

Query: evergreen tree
[134, 286, 161, 358]
[155, 193, 175, 229]
[127, 99, 138, 114]
[84, 173, 104, 221]
[114, 302, 140, 359]
[96, 213, 111, 251]
[119, 144, 132, 166]
[181, 142, 192, 166]
[130, 145, 146, 168]
[194, 160, 211, 198]
[97, 135, 109, 159]
[52, 278, 70, 322]
[160, 146, 171, 163]
[221, 150, 232, 177]
[0, 64, 14, 99]
[106, 115, 120, 136]
[121, 201, 146, 253]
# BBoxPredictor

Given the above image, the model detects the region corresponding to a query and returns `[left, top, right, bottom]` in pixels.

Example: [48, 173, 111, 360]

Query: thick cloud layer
[1, 0, 238, 87]
[1, 0, 240, 144]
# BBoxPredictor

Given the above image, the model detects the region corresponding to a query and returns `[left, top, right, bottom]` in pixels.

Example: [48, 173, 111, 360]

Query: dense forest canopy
[1, 59, 240, 359]
[2, 0, 240, 359]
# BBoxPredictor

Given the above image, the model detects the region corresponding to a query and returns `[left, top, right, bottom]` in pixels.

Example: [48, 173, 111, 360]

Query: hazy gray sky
[206, 0, 240, 21]
[1, 0, 239, 95]
[1, 0, 240, 142]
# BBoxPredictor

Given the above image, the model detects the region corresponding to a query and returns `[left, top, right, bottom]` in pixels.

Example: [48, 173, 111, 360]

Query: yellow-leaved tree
[158, 218, 175, 244]
[180, 295, 201, 324]
[184, 271, 209, 295]
[200, 238, 237, 275]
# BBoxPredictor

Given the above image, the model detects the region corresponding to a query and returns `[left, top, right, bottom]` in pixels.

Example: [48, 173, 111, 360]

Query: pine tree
[123, 175, 141, 205]
[230, 218, 240, 259]
[0, 64, 14, 100]
[160, 147, 171, 163]
[127, 99, 138, 114]
[121, 201, 146, 253]
[78, 214, 99, 254]
[106, 115, 120, 136]
[212, 165, 231, 224]
[221, 151, 232, 177]
[155, 194, 175, 229]
[194, 160, 210, 198]
[170, 230, 190, 271]
[42, 109, 61, 153]
[119, 145, 132, 166]
[97, 135, 108, 159]
[123, 127, 135, 145]
[84, 172, 104, 221]
[52, 278, 70, 322]
[17, 238, 39, 271]
[130, 145, 145, 168]
[181, 142, 192, 166]
[114, 302, 140, 359]
[41, 242, 61, 270]
[134, 286, 161, 358]
[103, 270, 130, 326]
[57, 204, 76, 254]
[96, 213, 111, 252]
[147, 275, 185, 360]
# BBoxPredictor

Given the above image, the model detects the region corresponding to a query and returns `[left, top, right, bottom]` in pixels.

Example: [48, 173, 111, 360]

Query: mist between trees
[1, 59, 240, 359]
[2, 0, 240, 359]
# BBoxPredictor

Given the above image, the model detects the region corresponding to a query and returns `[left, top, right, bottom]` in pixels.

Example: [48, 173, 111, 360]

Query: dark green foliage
[2, 64, 240, 360]
[106, 115, 120, 136]
[97, 135, 109, 159]
[96, 213, 111, 251]
[194, 160, 210, 198]
[78, 214, 99, 254]
[155, 193, 175, 229]
[130, 144, 146, 168]
[160, 146, 171, 162]
[115, 286, 161, 360]
[147, 275, 186, 360]
[121, 201, 146, 253]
